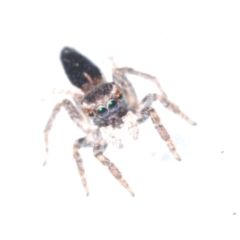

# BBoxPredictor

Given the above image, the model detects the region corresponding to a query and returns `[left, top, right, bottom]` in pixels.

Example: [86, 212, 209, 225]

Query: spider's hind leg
[93, 140, 134, 196]
[113, 66, 167, 97]
[112, 64, 168, 111]
[112, 68, 138, 110]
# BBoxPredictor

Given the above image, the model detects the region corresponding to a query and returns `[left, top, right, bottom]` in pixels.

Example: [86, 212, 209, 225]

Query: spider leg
[141, 93, 196, 125]
[112, 68, 138, 109]
[43, 99, 90, 165]
[73, 137, 92, 196]
[52, 88, 76, 95]
[93, 140, 134, 196]
[138, 107, 181, 161]
[42, 87, 83, 102]
[52, 88, 86, 114]
[114, 67, 167, 97]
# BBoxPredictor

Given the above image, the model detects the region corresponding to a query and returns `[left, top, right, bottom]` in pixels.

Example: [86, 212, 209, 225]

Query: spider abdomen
[61, 47, 104, 92]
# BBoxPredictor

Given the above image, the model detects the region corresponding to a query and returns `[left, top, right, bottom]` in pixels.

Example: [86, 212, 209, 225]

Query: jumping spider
[44, 47, 196, 196]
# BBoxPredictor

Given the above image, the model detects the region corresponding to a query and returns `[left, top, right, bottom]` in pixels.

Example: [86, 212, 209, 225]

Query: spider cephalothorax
[44, 47, 196, 196]
[82, 82, 128, 128]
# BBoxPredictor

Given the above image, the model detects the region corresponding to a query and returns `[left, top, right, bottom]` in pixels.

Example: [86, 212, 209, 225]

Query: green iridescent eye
[108, 99, 118, 112]
[97, 106, 108, 118]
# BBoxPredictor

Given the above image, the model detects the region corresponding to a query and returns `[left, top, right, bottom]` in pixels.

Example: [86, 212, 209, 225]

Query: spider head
[82, 82, 127, 126]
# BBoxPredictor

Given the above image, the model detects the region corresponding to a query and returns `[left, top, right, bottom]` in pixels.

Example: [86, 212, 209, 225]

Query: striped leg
[43, 99, 89, 165]
[73, 137, 92, 196]
[138, 107, 181, 161]
[93, 140, 134, 196]
[140, 93, 196, 125]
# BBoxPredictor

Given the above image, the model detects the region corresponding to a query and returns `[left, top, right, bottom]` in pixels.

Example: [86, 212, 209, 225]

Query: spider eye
[115, 91, 123, 100]
[108, 99, 118, 112]
[88, 111, 95, 118]
[117, 94, 123, 100]
[96, 106, 108, 118]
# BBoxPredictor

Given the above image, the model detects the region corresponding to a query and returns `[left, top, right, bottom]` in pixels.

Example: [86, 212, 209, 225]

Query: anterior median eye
[108, 99, 118, 112]
[97, 106, 108, 118]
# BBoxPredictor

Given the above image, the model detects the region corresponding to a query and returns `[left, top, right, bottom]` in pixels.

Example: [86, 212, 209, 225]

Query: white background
[0, 0, 240, 239]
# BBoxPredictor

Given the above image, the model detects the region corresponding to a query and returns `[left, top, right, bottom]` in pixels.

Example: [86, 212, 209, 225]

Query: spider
[43, 47, 196, 197]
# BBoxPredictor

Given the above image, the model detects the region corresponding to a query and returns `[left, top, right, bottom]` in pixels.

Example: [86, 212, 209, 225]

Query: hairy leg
[93, 140, 134, 196]
[73, 137, 92, 196]
[43, 99, 89, 165]
[41, 87, 83, 102]
[112, 68, 138, 109]
[51, 89, 86, 118]
[138, 107, 181, 161]
[116, 67, 167, 97]
[112, 66, 169, 111]
[140, 93, 196, 125]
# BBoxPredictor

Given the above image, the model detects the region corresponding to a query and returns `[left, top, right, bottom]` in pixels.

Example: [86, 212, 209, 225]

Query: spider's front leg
[43, 99, 90, 165]
[93, 139, 134, 196]
[141, 93, 196, 126]
[137, 92, 196, 160]
[73, 137, 92, 196]
[138, 107, 182, 161]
